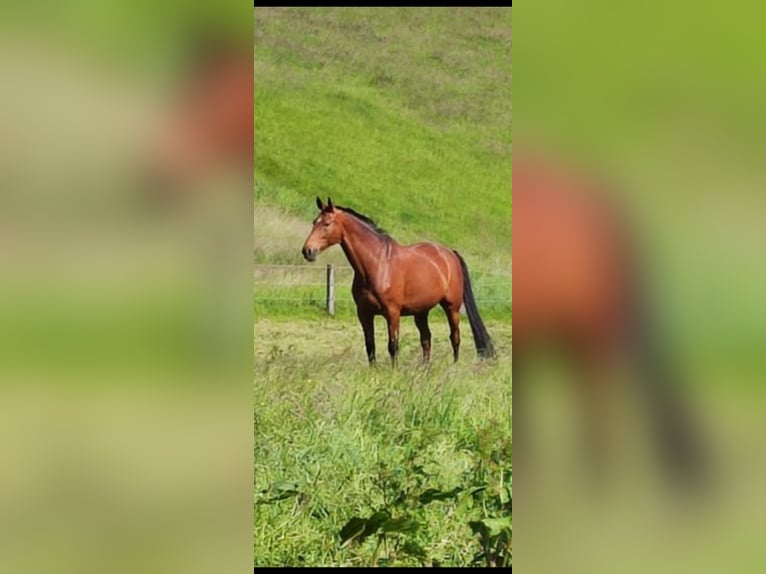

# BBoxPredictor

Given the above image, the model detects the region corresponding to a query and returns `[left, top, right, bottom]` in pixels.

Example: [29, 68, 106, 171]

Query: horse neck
[339, 215, 390, 281]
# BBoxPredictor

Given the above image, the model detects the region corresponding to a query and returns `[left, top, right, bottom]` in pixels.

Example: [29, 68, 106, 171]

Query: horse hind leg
[414, 311, 432, 363]
[385, 309, 401, 369]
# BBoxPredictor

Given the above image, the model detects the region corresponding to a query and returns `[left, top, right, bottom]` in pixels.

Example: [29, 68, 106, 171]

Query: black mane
[337, 206, 390, 237]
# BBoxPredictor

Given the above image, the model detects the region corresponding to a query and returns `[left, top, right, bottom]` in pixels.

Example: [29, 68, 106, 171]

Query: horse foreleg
[414, 312, 431, 363]
[357, 308, 376, 365]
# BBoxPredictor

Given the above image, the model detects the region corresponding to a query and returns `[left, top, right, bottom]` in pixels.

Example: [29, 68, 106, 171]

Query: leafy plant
[336, 455, 512, 567]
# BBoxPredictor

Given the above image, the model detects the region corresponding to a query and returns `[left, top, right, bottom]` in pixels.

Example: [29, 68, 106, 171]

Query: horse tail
[614, 224, 711, 487]
[627, 294, 710, 487]
[454, 250, 496, 359]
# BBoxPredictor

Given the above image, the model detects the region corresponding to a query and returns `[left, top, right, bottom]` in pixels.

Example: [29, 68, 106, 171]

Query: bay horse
[301, 197, 496, 366]
[513, 153, 708, 487]
[145, 38, 253, 196]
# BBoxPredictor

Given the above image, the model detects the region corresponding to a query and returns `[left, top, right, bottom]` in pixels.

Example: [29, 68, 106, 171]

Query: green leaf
[481, 517, 512, 536]
[380, 516, 419, 534]
[457, 485, 487, 514]
[272, 480, 299, 492]
[256, 480, 300, 504]
[457, 491, 475, 513]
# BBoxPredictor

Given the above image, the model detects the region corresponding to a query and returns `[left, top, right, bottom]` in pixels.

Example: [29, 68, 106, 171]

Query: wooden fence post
[326, 264, 335, 315]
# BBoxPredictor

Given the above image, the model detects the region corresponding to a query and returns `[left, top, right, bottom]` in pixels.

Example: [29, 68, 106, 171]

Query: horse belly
[401, 265, 446, 314]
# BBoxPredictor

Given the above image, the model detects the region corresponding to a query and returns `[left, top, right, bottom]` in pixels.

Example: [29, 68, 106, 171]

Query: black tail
[593, 197, 712, 489]
[629, 287, 710, 488]
[454, 251, 496, 359]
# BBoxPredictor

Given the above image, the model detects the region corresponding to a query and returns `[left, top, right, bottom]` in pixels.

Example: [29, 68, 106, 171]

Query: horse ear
[316, 196, 324, 211]
[327, 197, 334, 210]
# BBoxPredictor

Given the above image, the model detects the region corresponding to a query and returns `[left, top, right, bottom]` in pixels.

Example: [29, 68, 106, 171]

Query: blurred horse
[145, 40, 253, 196]
[513, 153, 708, 486]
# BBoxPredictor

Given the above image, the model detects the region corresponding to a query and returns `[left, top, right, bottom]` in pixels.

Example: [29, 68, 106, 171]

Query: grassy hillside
[254, 7, 512, 267]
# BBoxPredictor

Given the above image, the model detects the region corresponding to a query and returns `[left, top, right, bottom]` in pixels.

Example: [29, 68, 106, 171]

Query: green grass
[254, 7, 512, 268]
[254, 8, 512, 566]
[254, 317, 511, 567]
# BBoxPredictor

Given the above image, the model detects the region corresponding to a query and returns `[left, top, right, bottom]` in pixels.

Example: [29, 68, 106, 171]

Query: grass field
[254, 7, 512, 567]
[254, 318, 511, 567]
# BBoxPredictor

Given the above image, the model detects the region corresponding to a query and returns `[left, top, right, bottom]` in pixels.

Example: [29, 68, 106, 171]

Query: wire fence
[254, 263, 512, 313]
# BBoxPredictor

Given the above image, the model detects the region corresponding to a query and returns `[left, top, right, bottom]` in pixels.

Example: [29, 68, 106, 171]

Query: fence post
[326, 264, 335, 315]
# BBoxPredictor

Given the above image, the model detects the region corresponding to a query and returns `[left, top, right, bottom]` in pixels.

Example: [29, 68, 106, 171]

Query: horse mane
[336, 206, 390, 238]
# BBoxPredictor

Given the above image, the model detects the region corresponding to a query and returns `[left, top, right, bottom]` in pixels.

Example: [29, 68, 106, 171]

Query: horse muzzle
[302, 246, 318, 262]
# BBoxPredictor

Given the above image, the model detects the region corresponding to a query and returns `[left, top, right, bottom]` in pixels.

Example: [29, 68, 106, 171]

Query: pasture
[254, 317, 511, 566]
[254, 8, 512, 566]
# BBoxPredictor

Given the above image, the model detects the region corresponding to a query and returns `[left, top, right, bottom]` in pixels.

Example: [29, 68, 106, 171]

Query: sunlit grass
[254, 7, 512, 270]
[254, 317, 511, 566]
[253, 8, 512, 566]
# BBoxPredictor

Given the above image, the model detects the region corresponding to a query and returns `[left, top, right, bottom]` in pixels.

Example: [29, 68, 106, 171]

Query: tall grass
[254, 8, 512, 566]
[254, 318, 512, 566]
